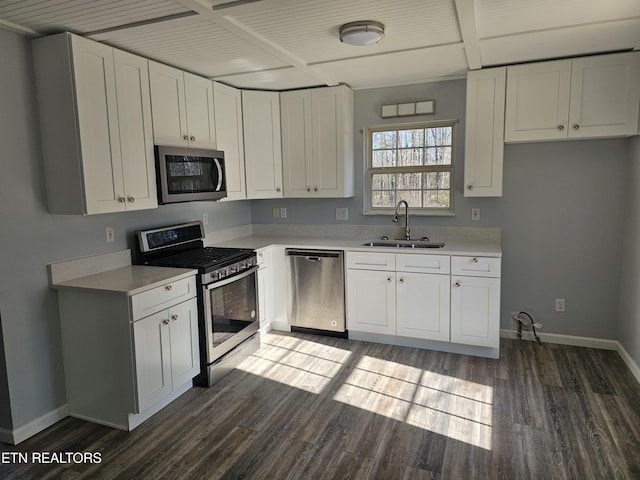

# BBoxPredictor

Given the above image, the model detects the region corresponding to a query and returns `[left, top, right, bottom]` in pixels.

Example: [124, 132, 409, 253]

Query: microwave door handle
[211, 158, 223, 191]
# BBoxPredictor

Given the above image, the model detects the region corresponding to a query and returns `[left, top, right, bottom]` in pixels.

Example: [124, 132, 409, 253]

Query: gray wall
[252, 80, 629, 341]
[0, 30, 251, 432]
[619, 137, 640, 364]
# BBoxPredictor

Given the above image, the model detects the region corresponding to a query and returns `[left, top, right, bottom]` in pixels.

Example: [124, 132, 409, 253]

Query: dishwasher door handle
[305, 256, 321, 262]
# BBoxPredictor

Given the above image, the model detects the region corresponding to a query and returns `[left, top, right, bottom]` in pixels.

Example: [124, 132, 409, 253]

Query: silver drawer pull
[454, 281, 461, 287]
[472, 258, 478, 263]
[399, 278, 405, 283]
[162, 319, 170, 325]
[171, 314, 178, 321]
[165, 285, 172, 292]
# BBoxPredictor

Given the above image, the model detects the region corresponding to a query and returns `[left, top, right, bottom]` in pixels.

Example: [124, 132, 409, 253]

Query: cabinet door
[149, 61, 188, 147]
[183, 73, 216, 149]
[504, 60, 571, 142]
[214, 82, 246, 200]
[312, 86, 344, 197]
[168, 298, 200, 388]
[346, 269, 396, 335]
[464, 67, 505, 197]
[281, 90, 313, 197]
[396, 272, 450, 342]
[569, 52, 640, 138]
[243, 90, 283, 199]
[113, 50, 157, 211]
[450, 276, 500, 348]
[133, 310, 172, 413]
[71, 35, 126, 214]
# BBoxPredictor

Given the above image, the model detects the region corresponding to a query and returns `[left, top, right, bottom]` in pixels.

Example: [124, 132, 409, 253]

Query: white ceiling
[1, 0, 639, 90]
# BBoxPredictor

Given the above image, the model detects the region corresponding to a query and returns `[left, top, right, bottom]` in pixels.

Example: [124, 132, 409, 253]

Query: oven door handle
[205, 265, 258, 290]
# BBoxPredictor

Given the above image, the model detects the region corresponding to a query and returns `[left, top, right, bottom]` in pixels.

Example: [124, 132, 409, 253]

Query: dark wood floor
[2, 331, 640, 479]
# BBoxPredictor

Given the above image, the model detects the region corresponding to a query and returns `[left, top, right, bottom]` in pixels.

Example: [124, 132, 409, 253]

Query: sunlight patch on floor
[237, 335, 352, 394]
[333, 355, 494, 450]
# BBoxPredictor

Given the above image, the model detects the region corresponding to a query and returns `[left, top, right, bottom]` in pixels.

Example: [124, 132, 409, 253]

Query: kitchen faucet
[393, 200, 411, 240]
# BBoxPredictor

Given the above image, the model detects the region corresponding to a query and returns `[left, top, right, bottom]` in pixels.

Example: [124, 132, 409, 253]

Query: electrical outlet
[555, 298, 565, 312]
[272, 208, 280, 218]
[336, 207, 349, 220]
[280, 208, 287, 218]
[106, 227, 115, 243]
[471, 208, 480, 221]
[202, 212, 208, 225]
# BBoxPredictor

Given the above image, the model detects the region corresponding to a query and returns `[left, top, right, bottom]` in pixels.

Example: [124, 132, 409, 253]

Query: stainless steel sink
[361, 240, 445, 249]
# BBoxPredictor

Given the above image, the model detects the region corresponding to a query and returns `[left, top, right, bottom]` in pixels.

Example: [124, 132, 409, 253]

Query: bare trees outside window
[366, 122, 455, 214]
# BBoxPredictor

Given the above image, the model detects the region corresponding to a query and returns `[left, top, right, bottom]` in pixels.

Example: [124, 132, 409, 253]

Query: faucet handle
[421, 236, 430, 242]
[380, 235, 389, 240]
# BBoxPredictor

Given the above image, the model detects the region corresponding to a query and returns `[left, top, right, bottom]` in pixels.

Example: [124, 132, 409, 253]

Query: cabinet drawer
[132, 276, 197, 320]
[346, 251, 395, 270]
[451, 256, 501, 278]
[396, 253, 450, 274]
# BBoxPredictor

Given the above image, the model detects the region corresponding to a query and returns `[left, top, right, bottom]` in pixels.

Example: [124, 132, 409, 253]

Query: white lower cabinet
[346, 252, 451, 342]
[56, 273, 199, 430]
[346, 251, 501, 354]
[133, 297, 199, 413]
[346, 269, 396, 335]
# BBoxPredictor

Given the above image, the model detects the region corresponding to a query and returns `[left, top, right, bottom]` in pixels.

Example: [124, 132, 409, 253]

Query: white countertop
[51, 265, 197, 296]
[212, 234, 502, 257]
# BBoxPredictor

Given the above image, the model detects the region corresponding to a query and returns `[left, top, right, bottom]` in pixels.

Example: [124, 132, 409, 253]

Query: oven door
[203, 266, 259, 365]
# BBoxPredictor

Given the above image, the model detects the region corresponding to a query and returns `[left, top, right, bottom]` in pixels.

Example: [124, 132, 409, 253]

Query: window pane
[425, 172, 450, 189]
[397, 172, 421, 190]
[425, 147, 452, 165]
[424, 190, 450, 208]
[425, 127, 452, 147]
[372, 173, 396, 190]
[397, 148, 423, 167]
[396, 190, 422, 208]
[372, 190, 396, 207]
[372, 150, 396, 168]
[372, 131, 396, 149]
[397, 129, 424, 148]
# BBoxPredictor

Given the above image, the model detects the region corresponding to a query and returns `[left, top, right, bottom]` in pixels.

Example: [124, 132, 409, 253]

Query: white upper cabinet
[213, 82, 246, 201]
[281, 85, 354, 198]
[569, 52, 640, 138]
[464, 67, 506, 197]
[242, 90, 283, 199]
[32, 33, 157, 214]
[505, 52, 640, 142]
[148, 61, 216, 149]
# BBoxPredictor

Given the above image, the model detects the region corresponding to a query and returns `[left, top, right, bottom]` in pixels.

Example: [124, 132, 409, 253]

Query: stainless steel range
[136, 221, 259, 387]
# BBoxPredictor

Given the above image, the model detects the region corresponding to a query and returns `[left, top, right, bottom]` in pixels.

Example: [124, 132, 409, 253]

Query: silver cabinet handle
[306, 187, 311, 192]
[454, 281, 461, 287]
[399, 278, 405, 284]
[573, 124, 579, 130]
[276, 187, 282, 192]
[472, 258, 478, 263]
[314, 186, 318, 192]
[118, 197, 126, 203]
[467, 185, 473, 190]
[190, 135, 195, 141]
[558, 125, 565, 131]
[386, 277, 392, 282]
[165, 285, 172, 292]
[183, 134, 189, 140]
[171, 314, 178, 321]
[162, 319, 170, 325]
[127, 196, 135, 203]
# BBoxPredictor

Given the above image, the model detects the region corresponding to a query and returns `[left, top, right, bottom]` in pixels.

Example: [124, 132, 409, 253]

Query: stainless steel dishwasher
[285, 249, 346, 335]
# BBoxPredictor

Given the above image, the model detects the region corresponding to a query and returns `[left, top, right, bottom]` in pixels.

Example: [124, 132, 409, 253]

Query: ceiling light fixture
[339, 21, 385, 46]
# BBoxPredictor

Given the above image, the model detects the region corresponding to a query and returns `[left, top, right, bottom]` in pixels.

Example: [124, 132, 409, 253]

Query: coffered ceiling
[1, 0, 639, 90]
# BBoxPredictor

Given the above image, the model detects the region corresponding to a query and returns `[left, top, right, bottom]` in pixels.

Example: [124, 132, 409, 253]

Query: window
[365, 122, 455, 215]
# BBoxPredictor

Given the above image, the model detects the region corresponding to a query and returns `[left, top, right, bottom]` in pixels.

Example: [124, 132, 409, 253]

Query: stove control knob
[230, 265, 239, 273]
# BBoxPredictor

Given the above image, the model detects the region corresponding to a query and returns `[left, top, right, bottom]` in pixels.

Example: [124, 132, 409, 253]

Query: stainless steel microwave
[155, 145, 227, 204]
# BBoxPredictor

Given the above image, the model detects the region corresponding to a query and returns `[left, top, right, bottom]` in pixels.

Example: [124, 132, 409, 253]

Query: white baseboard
[3, 404, 68, 445]
[501, 329, 640, 385]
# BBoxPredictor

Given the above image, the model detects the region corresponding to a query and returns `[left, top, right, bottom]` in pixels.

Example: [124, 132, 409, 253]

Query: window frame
[364, 120, 456, 216]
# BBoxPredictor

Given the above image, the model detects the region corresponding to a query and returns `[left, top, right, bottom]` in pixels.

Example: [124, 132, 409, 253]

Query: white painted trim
[616, 341, 640, 385]
[501, 329, 640, 385]
[6, 405, 68, 445]
[500, 328, 618, 350]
